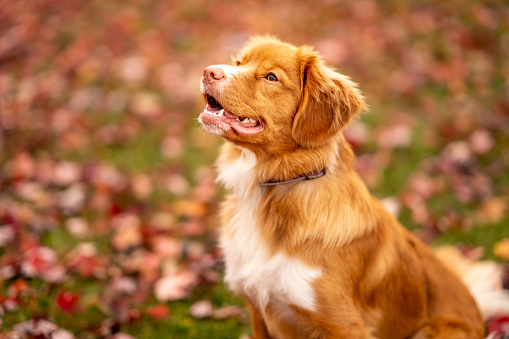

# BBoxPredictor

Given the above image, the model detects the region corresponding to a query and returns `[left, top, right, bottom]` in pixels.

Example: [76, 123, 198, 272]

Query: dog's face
[199, 36, 365, 156]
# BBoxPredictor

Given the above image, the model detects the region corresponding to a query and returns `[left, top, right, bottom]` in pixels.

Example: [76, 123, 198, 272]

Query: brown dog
[198, 36, 484, 339]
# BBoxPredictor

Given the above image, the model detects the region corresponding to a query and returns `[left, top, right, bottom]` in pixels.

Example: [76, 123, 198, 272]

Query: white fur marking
[216, 64, 244, 77]
[222, 206, 321, 313]
[217, 146, 257, 196]
[213, 64, 247, 94]
[218, 148, 321, 314]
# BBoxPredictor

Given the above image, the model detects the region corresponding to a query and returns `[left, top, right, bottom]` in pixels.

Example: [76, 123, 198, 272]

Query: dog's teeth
[238, 117, 253, 124]
[219, 109, 224, 116]
[235, 118, 240, 122]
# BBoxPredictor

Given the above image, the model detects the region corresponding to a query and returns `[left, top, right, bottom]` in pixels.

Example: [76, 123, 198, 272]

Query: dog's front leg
[311, 322, 377, 339]
[244, 297, 273, 339]
[304, 307, 377, 339]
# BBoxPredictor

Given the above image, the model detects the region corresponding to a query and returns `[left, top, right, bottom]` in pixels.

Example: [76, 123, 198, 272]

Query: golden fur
[199, 36, 484, 339]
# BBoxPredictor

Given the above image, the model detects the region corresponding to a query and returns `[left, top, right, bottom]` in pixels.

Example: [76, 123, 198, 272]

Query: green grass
[433, 218, 509, 260]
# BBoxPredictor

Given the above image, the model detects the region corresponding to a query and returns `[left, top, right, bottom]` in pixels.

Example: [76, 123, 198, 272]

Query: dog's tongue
[200, 105, 264, 135]
[230, 117, 263, 134]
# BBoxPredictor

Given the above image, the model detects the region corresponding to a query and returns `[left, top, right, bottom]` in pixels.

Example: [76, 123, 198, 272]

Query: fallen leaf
[487, 315, 509, 338]
[160, 135, 184, 159]
[180, 219, 205, 237]
[146, 304, 170, 320]
[442, 141, 472, 165]
[65, 217, 89, 238]
[56, 291, 81, 313]
[111, 213, 143, 251]
[107, 276, 138, 296]
[59, 184, 86, 212]
[171, 200, 208, 218]
[12, 319, 61, 336]
[8, 152, 36, 180]
[469, 129, 494, 155]
[407, 173, 440, 200]
[52, 328, 76, 339]
[164, 173, 190, 196]
[189, 300, 213, 319]
[149, 212, 177, 232]
[8, 279, 28, 296]
[192, 166, 217, 203]
[130, 91, 161, 118]
[52, 161, 82, 186]
[131, 173, 153, 200]
[43, 264, 67, 284]
[151, 236, 182, 258]
[0, 225, 15, 247]
[110, 333, 137, 339]
[118, 56, 147, 85]
[90, 164, 127, 192]
[14, 182, 51, 208]
[67, 243, 107, 279]
[20, 246, 59, 278]
[473, 197, 508, 225]
[212, 305, 246, 320]
[494, 239, 509, 260]
[154, 270, 198, 301]
[377, 123, 412, 149]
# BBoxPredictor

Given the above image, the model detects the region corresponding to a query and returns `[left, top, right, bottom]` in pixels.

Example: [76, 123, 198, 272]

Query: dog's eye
[266, 73, 278, 82]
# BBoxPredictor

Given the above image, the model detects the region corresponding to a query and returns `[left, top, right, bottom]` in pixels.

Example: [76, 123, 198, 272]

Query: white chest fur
[217, 147, 321, 314]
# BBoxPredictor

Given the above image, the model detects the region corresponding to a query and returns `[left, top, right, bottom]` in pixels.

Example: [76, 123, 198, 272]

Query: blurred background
[1, 0, 508, 338]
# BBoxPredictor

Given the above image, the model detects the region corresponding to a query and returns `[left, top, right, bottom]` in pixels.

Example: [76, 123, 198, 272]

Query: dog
[198, 36, 485, 339]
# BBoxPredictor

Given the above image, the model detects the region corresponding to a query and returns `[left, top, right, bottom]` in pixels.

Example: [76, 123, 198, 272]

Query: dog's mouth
[199, 93, 264, 135]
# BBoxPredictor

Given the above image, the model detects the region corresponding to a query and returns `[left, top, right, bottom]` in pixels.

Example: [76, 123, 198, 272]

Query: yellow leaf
[493, 238, 509, 260]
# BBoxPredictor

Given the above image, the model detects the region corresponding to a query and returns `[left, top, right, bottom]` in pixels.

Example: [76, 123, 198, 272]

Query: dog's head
[199, 36, 365, 154]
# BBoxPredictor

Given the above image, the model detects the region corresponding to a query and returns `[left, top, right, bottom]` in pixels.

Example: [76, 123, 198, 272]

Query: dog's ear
[292, 49, 365, 148]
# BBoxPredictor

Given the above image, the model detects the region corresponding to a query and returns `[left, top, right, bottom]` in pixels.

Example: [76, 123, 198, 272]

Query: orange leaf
[146, 304, 170, 320]
[494, 239, 509, 260]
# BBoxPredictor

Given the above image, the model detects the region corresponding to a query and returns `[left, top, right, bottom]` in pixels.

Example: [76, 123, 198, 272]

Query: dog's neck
[255, 134, 354, 185]
[216, 134, 356, 190]
[260, 168, 326, 186]
[216, 137, 379, 254]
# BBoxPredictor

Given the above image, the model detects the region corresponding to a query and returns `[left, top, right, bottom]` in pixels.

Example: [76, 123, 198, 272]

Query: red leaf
[66, 243, 107, 279]
[110, 204, 123, 216]
[56, 291, 80, 314]
[487, 315, 509, 337]
[146, 304, 170, 320]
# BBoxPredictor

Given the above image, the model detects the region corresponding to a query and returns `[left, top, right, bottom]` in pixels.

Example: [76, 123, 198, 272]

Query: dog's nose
[203, 66, 225, 83]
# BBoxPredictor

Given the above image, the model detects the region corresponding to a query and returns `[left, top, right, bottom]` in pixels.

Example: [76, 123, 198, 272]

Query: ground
[0, 0, 508, 338]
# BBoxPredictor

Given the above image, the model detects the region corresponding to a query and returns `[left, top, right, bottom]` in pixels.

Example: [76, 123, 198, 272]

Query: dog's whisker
[241, 102, 261, 121]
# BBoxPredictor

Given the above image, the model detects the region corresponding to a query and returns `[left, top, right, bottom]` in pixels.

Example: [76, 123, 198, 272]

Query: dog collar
[261, 169, 326, 186]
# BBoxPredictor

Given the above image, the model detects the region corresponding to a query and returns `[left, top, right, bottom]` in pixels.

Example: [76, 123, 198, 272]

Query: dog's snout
[204, 66, 225, 83]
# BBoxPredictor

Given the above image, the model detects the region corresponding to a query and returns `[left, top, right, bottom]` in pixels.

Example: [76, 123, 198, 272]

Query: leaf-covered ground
[1, 0, 508, 338]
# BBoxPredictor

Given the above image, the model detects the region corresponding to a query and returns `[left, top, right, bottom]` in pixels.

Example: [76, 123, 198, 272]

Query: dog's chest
[220, 193, 321, 313]
[217, 147, 321, 313]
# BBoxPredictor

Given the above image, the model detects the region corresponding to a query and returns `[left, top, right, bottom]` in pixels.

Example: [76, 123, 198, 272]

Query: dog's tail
[435, 245, 509, 338]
